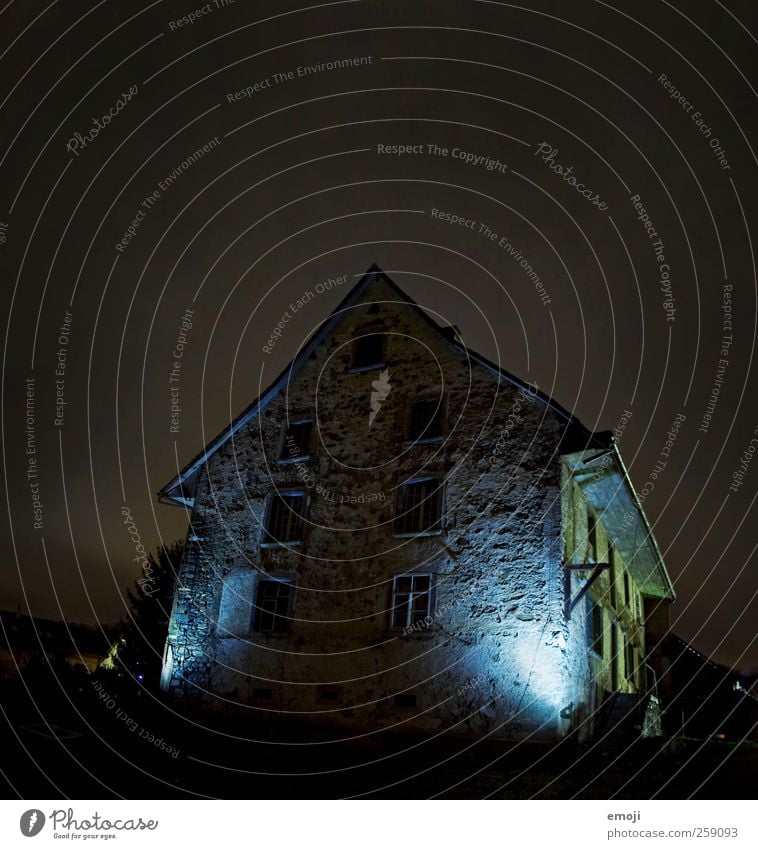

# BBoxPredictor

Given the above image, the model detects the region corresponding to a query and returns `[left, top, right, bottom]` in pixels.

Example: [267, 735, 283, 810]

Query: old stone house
[158, 265, 675, 741]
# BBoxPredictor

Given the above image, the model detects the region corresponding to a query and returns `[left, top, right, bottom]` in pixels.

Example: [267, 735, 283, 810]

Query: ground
[1, 672, 755, 799]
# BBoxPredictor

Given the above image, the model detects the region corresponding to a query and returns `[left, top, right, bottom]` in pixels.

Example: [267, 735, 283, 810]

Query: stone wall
[163, 276, 595, 739]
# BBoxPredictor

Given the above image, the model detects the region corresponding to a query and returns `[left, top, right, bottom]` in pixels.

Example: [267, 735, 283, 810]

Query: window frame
[253, 576, 295, 633]
[587, 509, 598, 562]
[392, 477, 444, 537]
[623, 632, 636, 684]
[389, 573, 434, 631]
[349, 332, 386, 373]
[278, 418, 313, 463]
[608, 545, 618, 610]
[261, 490, 308, 547]
[406, 396, 445, 444]
[588, 598, 604, 657]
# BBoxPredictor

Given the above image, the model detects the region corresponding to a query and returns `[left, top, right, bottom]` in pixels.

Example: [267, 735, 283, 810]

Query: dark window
[623, 571, 631, 608]
[611, 625, 619, 690]
[624, 635, 635, 683]
[394, 479, 443, 535]
[588, 599, 604, 655]
[253, 579, 293, 632]
[587, 510, 597, 561]
[352, 333, 385, 370]
[316, 688, 340, 703]
[608, 546, 618, 609]
[280, 420, 312, 461]
[264, 492, 306, 545]
[409, 398, 443, 442]
[252, 687, 273, 700]
[394, 693, 417, 708]
[391, 574, 432, 629]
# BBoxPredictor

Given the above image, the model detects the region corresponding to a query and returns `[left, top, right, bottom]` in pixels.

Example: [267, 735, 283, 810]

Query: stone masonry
[159, 266, 666, 741]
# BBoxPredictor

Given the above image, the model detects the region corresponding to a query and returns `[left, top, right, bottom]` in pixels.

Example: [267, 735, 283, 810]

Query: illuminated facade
[158, 266, 674, 741]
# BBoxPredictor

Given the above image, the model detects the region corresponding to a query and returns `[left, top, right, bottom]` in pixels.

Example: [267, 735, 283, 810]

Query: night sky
[1, 0, 756, 671]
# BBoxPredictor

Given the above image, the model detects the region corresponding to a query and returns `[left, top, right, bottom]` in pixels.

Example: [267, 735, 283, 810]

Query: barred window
[279, 420, 312, 461]
[254, 579, 293, 632]
[264, 492, 306, 545]
[394, 478, 442, 535]
[409, 398, 443, 442]
[391, 574, 432, 629]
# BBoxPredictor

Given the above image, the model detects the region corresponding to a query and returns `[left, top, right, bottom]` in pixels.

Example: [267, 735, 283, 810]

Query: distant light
[137, 674, 143, 681]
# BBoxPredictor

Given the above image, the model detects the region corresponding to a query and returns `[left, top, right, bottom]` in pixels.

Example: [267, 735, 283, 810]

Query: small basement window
[351, 333, 385, 371]
[408, 398, 443, 442]
[252, 687, 273, 700]
[316, 687, 341, 704]
[279, 420, 312, 462]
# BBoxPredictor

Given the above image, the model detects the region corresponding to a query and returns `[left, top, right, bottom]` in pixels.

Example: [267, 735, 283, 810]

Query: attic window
[351, 333, 385, 372]
[408, 398, 443, 442]
[279, 420, 312, 462]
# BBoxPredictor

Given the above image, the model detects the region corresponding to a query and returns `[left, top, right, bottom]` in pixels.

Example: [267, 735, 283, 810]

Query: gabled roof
[157, 265, 674, 600]
[158, 264, 598, 508]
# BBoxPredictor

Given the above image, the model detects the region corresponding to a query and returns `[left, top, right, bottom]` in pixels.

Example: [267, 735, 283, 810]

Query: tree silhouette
[119, 540, 183, 690]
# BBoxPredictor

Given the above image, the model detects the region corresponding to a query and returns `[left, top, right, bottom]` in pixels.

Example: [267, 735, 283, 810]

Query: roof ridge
[158, 265, 595, 505]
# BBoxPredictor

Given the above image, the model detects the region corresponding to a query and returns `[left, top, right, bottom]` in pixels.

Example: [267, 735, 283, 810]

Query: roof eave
[563, 443, 676, 601]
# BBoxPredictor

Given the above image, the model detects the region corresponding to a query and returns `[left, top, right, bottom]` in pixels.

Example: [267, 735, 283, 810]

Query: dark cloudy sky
[1, 0, 756, 670]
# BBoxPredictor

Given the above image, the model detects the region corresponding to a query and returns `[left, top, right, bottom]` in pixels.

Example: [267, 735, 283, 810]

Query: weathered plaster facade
[159, 266, 674, 741]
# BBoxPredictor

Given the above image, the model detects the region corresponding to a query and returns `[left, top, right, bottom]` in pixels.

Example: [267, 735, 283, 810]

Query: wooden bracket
[564, 562, 609, 619]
